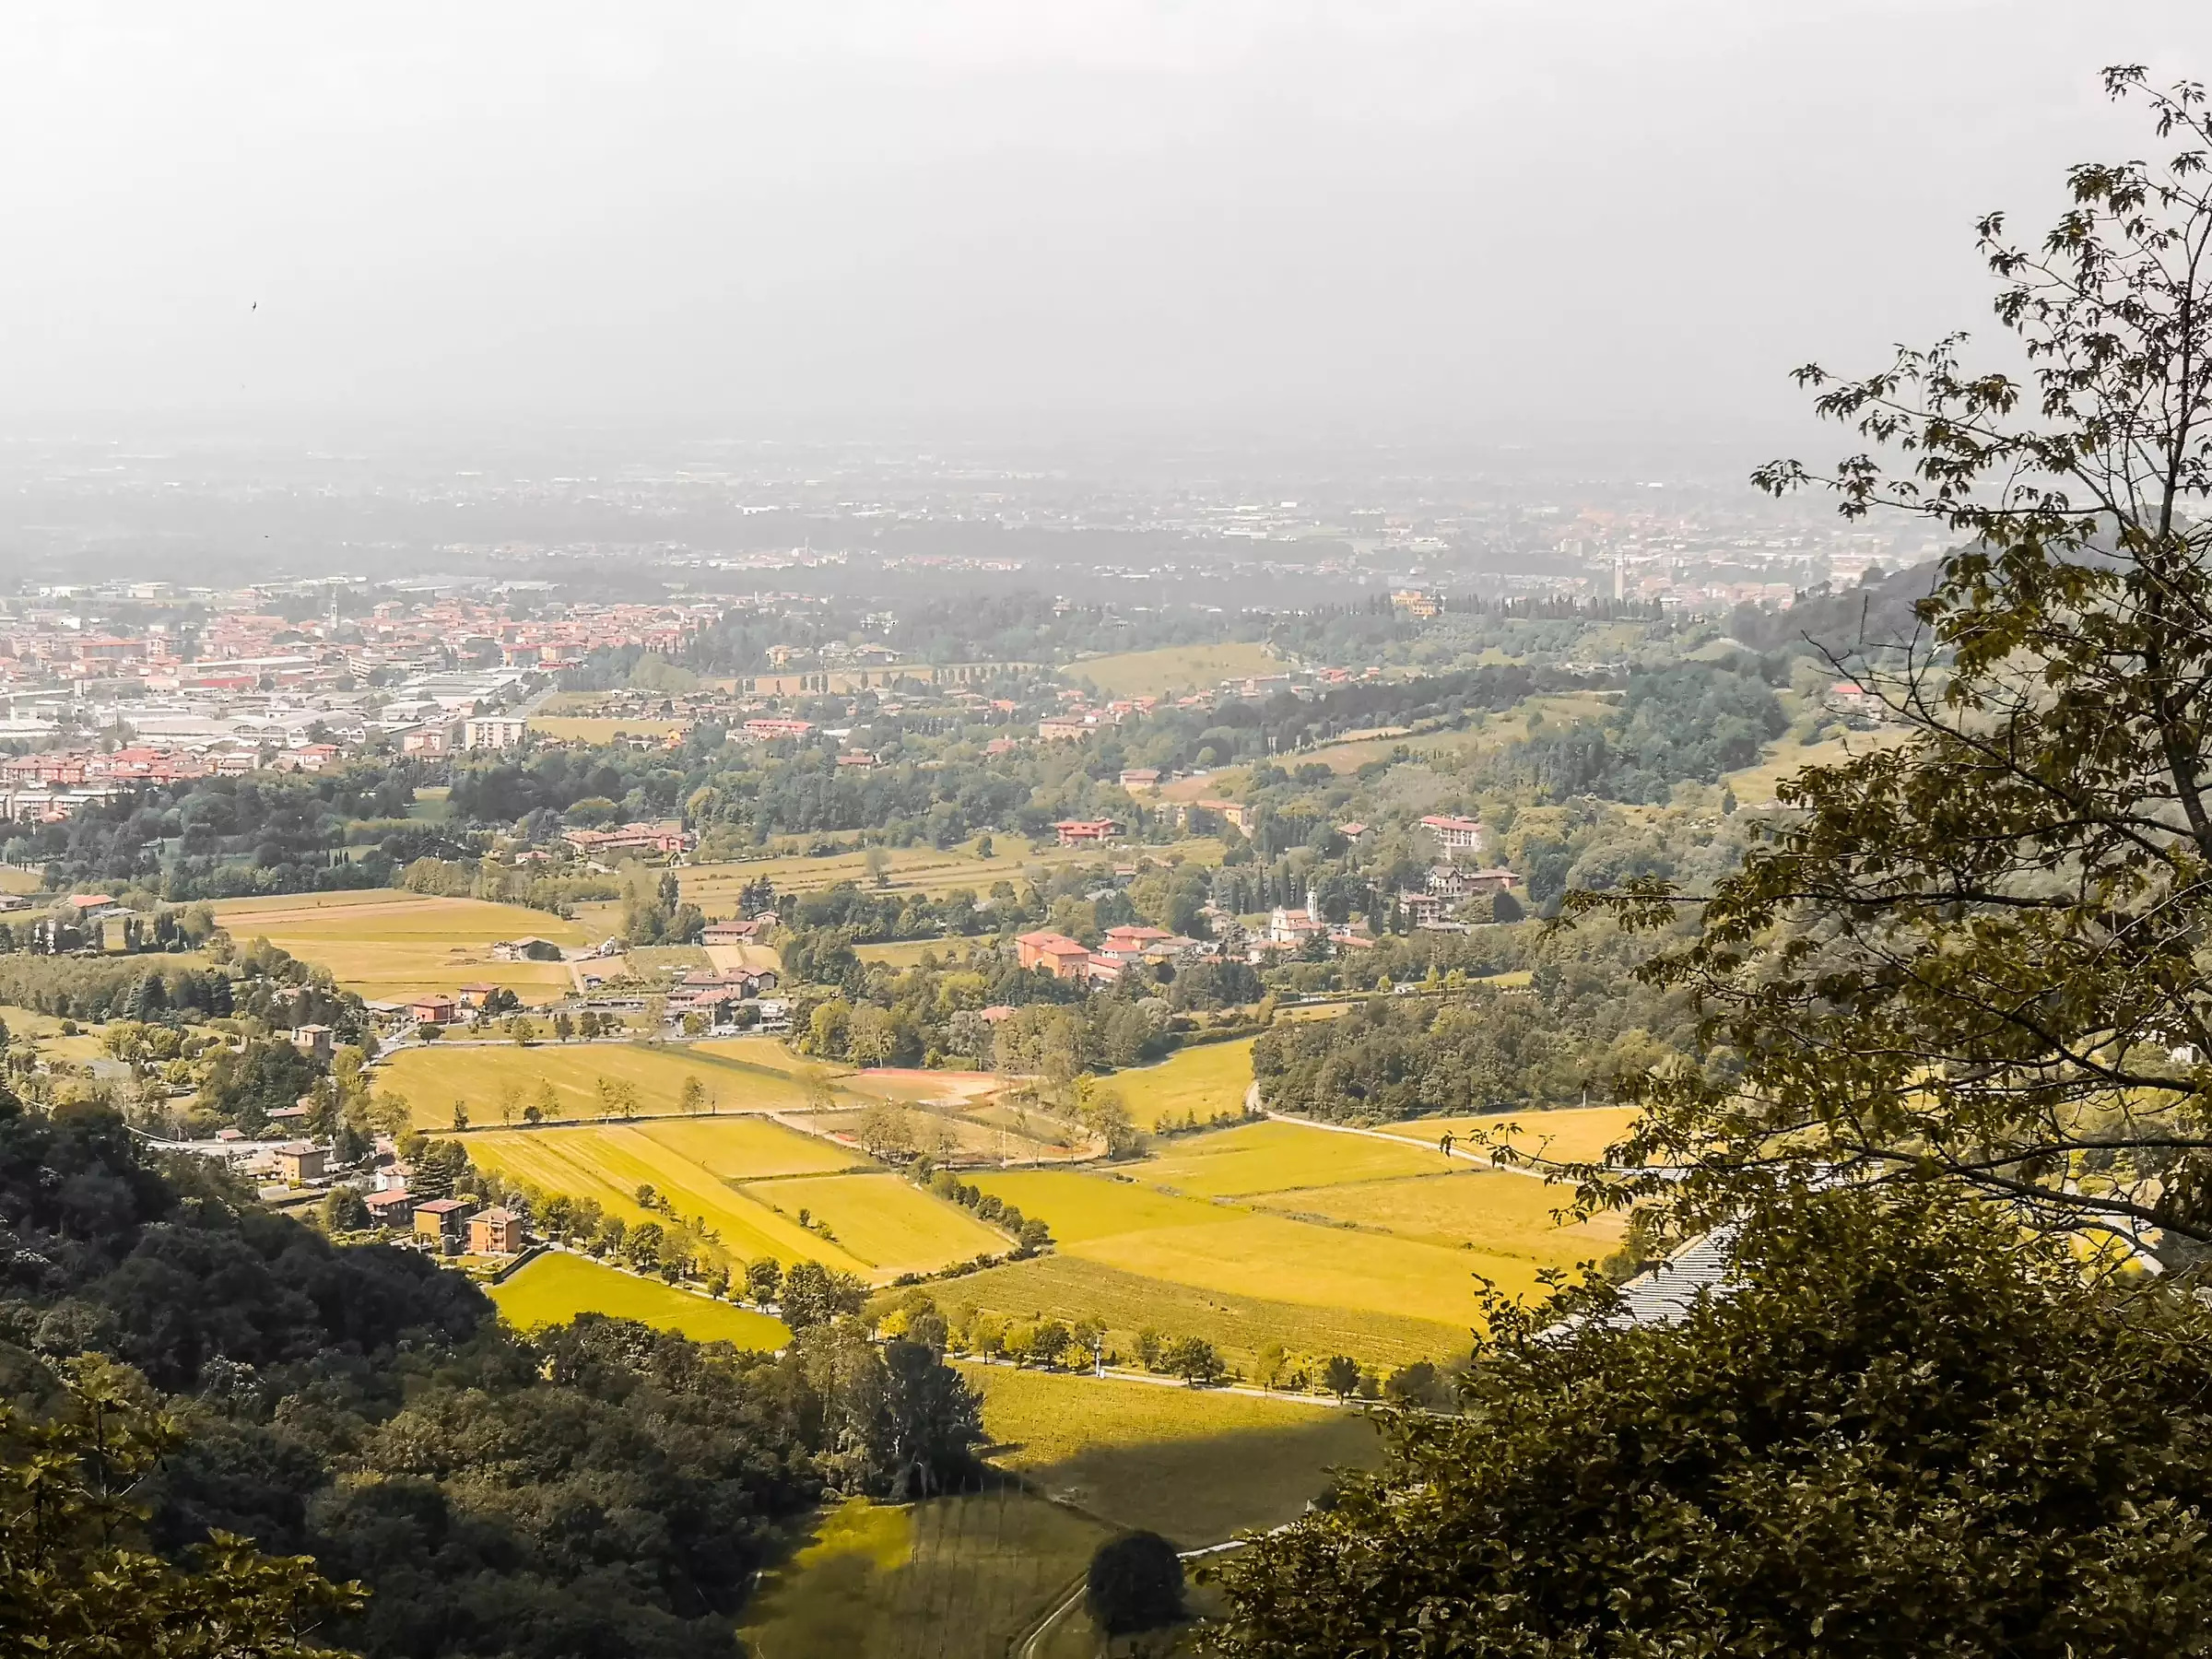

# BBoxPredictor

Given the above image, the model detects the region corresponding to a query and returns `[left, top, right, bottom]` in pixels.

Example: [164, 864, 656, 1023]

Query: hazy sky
[1, 1, 2207, 442]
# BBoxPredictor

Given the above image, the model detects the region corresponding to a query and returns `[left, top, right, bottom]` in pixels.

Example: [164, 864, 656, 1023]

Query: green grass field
[1721, 726, 1911, 807]
[1139, 1120, 1448, 1196]
[739, 1490, 1109, 1659]
[938, 1114, 1630, 1371]
[854, 938, 969, 969]
[1253, 1168, 1623, 1261]
[1073, 641, 1281, 699]
[489, 1252, 789, 1347]
[938, 1252, 1467, 1374]
[743, 1172, 1010, 1277]
[377, 1038, 830, 1129]
[969, 1366, 1380, 1545]
[971, 1158, 1543, 1329]
[1112, 1040, 1257, 1131]
[210, 889, 589, 1002]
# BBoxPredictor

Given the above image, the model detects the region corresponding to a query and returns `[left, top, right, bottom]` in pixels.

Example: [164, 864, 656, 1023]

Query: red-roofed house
[1418, 814, 1487, 855]
[1016, 930, 1093, 980]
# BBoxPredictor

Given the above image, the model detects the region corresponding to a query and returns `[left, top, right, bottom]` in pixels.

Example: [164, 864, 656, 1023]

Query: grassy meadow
[209, 889, 588, 1002]
[1721, 725, 1911, 808]
[1072, 641, 1281, 699]
[970, 1366, 1380, 1544]
[489, 1251, 789, 1347]
[739, 1490, 1109, 1659]
[1110, 1039, 1257, 1130]
[938, 1252, 1465, 1374]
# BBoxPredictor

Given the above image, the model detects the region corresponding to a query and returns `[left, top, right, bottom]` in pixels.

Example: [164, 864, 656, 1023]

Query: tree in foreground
[1087, 1532, 1185, 1638]
[1, 1356, 364, 1657]
[1209, 1187, 2212, 1657]
[1571, 67, 2212, 1263]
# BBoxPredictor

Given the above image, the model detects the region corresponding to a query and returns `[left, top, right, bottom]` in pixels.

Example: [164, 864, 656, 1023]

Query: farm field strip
[1137, 1118, 1451, 1196]
[490, 1251, 789, 1348]
[465, 1126, 875, 1275]
[629, 1115, 868, 1179]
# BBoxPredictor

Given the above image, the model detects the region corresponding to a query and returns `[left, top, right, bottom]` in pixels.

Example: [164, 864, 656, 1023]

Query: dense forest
[7, 768, 418, 900]
[1253, 933, 1701, 1122]
[1477, 662, 1789, 804]
[0, 1099, 986, 1659]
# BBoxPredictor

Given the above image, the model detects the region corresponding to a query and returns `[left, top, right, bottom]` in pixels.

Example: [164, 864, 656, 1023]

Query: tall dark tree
[1585, 68, 2212, 1260]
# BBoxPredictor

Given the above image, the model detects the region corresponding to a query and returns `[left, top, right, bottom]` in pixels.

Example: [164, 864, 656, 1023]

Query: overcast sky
[1, 2, 2207, 445]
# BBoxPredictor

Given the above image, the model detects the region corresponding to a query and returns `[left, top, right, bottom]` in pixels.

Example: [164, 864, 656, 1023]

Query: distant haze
[0, 2, 2205, 444]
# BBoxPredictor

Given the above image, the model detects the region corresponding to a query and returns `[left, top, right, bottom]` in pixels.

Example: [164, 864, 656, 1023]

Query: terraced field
[489, 1251, 789, 1347]
[210, 889, 589, 1002]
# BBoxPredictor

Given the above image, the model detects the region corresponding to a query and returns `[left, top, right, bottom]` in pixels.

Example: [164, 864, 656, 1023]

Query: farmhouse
[275, 1142, 326, 1183]
[467, 1206, 525, 1255]
[289, 1023, 334, 1060]
[1016, 930, 1092, 980]
[701, 917, 773, 946]
[406, 994, 459, 1026]
[1052, 818, 1122, 847]
[563, 821, 693, 859]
